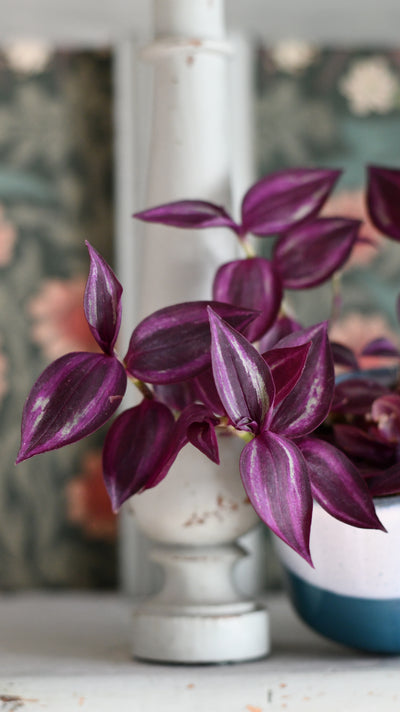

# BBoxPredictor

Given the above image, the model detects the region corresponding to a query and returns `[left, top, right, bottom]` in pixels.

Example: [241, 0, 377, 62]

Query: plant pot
[274, 497, 400, 653]
[129, 432, 270, 663]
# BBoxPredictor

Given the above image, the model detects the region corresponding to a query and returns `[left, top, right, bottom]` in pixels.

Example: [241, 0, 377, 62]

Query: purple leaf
[262, 343, 311, 407]
[258, 315, 302, 353]
[193, 368, 226, 416]
[361, 337, 400, 358]
[134, 200, 238, 232]
[208, 308, 275, 433]
[332, 377, 389, 415]
[270, 323, 334, 438]
[297, 437, 384, 530]
[102, 399, 175, 510]
[153, 380, 199, 412]
[330, 342, 359, 371]
[103, 399, 222, 512]
[365, 463, 400, 497]
[17, 353, 127, 463]
[178, 403, 219, 464]
[147, 402, 220, 488]
[371, 394, 400, 443]
[212, 258, 282, 341]
[240, 431, 313, 564]
[272, 218, 360, 289]
[333, 424, 395, 467]
[241, 168, 341, 237]
[84, 242, 123, 355]
[125, 301, 258, 385]
[367, 165, 400, 241]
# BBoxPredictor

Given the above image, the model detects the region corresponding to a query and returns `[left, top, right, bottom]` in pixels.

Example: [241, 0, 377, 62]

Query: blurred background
[2, 0, 400, 591]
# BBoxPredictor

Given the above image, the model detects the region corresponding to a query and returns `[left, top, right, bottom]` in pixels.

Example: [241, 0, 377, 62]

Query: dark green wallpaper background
[0, 47, 117, 589]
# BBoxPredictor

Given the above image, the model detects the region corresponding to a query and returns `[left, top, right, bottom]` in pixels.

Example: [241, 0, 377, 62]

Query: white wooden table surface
[0, 592, 398, 712]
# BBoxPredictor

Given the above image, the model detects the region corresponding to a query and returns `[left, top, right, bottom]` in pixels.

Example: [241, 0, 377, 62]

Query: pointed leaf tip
[241, 168, 341, 237]
[133, 200, 238, 232]
[102, 399, 175, 511]
[298, 437, 385, 531]
[208, 307, 275, 433]
[84, 241, 123, 355]
[240, 432, 313, 564]
[17, 352, 127, 463]
[270, 322, 334, 438]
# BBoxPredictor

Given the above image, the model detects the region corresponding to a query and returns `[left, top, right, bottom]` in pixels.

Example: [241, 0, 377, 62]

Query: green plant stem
[129, 376, 154, 400]
[222, 424, 254, 443]
[238, 236, 256, 258]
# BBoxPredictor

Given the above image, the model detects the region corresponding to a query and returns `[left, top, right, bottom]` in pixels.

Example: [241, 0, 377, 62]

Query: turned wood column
[139, 0, 238, 317]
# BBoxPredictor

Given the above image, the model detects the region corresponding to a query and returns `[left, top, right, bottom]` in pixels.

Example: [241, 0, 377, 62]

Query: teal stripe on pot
[284, 569, 400, 654]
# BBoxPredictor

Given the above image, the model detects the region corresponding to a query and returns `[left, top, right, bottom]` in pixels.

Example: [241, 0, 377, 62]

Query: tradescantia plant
[18, 165, 399, 566]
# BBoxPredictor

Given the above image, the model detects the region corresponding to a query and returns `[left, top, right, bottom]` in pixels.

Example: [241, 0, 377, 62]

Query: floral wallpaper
[0, 44, 116, 588]
[255, 43, 400, 354]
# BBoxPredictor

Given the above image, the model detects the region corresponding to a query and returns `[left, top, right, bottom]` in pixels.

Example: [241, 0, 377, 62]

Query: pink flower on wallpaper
[28, 277, 100, 360]
[0, 206, 17, 267]
[322, 189, 384, 267]
[330, 312, 400, 370]
[66, 451, 117, 540]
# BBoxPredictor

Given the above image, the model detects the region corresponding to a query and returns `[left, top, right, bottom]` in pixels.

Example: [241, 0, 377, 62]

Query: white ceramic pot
[274, 497, 400, 653]
[129, 433, 270, 663]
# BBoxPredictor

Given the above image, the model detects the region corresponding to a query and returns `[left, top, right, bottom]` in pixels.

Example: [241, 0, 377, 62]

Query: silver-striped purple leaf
[84, 242, 123, 355]
[16, 352, 127, 462]
[240, 431, 313, 564]
[134, 200, 239, 232]
[367, 165, 400, 241]
[297, 437, 384, 530]
[102, 399, 175, 511]
[212, 257, 282, 342]
[272, 218, 360, 289]
[269, 323, 334, 438]
[208, 308, 275, 434]
[241, 168, 341, 237]
[125, 301, 258, 385]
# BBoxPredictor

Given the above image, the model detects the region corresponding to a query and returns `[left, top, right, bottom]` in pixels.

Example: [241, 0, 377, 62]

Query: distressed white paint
[129, 435, 270, 662]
